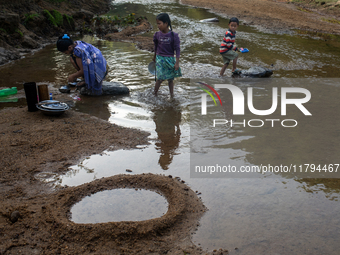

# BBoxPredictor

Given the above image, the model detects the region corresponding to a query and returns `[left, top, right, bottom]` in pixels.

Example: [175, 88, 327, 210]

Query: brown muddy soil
[104, 20, 154, 52]
[107, 0, 340, 53]
[0, 101, 221, 254]
[180, 0, 340, 35]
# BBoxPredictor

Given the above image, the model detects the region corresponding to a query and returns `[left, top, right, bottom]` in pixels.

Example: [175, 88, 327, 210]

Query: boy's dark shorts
[221, 50, 238, 65]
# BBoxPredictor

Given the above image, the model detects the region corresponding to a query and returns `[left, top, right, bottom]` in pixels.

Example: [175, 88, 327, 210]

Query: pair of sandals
[232, 69, 241, 75]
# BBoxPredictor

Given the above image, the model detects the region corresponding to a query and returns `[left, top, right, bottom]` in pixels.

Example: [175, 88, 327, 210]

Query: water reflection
[152, 105, 181, 170]
[73, 95, 113, 121]
[298, 178, 340, 201]
[71, 188, 168, 223]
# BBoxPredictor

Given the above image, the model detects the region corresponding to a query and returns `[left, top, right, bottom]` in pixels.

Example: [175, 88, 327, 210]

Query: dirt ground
[180, 0, 340, 35]
[1, 0, 340, 255]
[0, 94, 218, 255]
[104, 19, 155, 52]
[106, 0, 340, 53]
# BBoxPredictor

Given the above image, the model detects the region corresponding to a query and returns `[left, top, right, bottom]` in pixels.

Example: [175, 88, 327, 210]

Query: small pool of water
[71, 188, 168, 223]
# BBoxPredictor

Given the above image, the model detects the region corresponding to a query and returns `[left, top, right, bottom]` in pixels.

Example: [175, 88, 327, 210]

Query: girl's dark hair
[56, 34, 73, 52]
[229, 17, 239, 25]
[156, 13, 172, 31]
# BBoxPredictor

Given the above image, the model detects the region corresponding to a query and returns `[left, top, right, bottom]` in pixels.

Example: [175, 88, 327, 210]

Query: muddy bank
[180, 0, 340, 35]
[0, 89, 227, 254]
[0, 172, 215, 254]
[1, 1, 223, 254]
[104, 19, 154, 52]
[0, 104, 227, 254]
[107, 0, 340, 53]
[0, 105, 150, 194]
[2, 0, 340, 67]
[0, 0, 113, 66]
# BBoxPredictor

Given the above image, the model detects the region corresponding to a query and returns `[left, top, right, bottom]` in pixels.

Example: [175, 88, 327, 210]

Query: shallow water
[1, 0, 340, 253]
[70, 189, 168, 223]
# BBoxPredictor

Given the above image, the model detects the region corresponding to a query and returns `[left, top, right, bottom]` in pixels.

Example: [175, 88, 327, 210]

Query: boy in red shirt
[220, 17, 240, 76]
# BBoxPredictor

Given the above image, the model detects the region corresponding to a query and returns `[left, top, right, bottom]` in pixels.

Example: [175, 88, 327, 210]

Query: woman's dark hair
[229, 17, 239, 25]
[156, 13, 172, 31]
[56, 34, 73, 52]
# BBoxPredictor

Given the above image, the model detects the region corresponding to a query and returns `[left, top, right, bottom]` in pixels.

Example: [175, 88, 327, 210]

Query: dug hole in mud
[48, 174, 206, 252]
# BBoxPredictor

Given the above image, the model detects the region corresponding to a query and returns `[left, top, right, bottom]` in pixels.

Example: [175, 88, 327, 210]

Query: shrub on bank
[43, 9, 63, 27]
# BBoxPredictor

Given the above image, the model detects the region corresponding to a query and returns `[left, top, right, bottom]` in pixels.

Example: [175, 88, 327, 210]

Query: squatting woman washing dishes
[56, 34, 108, 95]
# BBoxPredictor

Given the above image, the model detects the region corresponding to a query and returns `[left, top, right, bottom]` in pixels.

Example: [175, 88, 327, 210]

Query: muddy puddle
[70, 188, 168, 223]
[1, 0, 340, 254]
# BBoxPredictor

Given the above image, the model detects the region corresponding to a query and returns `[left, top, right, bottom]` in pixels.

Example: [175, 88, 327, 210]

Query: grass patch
[43, 9, 63, 27]
[314, 0, 338, 5]
[15, 29, 23, 37]
[51, 10, 63, 26]
[24, 13, 40, 25]
[43, 10, 57, 27]
[322, 17, 340, 24]
[64, 14, 74, 27]
[294, 29, 340, 47]
[297, 7, 314, 12]
[93, 13, 147, 27]
[292, 0, 338, 5]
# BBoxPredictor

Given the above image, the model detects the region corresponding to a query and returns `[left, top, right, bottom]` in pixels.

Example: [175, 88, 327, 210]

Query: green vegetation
[43, 9, 63, 27]
[290, 0, 308, 3]
[322, 17, 340, 24]
[0, 28, 7, 34]
[15, 29, 23, 37]
[83, 27, 93, 33]
[314, 0, 338, 5]
[122, 13, 138, 25]
[92, 13, 147, 27]
[24, 13, 40, 25]
[64, 14, 74, 27]
[51, 10, 63, 26]
[297, 7, 314, 12]
[43, 10, 57, 27]
[294, 29, 340, 48]
[292, 0, 339, 5]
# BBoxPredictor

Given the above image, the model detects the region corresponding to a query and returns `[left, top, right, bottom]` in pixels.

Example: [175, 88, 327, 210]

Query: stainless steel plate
[36, 101, 69, 116]
[148, 61, 156, 75]
[40, 102, 69, 110]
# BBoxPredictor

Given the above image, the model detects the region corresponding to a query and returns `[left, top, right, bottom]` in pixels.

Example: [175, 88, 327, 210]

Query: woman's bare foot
[76, 81, 86, 88]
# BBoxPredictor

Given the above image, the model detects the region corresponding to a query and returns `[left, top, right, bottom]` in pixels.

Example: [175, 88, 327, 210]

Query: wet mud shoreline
[180, 0, 340, 35]
[1, 0, 340, 254]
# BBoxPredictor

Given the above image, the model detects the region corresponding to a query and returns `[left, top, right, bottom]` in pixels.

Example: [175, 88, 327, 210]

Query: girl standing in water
[153, 13, 182, 98]
[56, 34, 108, 95]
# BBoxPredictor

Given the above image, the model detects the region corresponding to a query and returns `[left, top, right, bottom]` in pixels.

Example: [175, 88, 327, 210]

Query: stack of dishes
[36, 100, 69, 116]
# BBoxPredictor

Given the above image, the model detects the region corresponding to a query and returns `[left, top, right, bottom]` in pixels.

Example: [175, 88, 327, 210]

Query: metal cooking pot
[59, 85, 71, 93]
